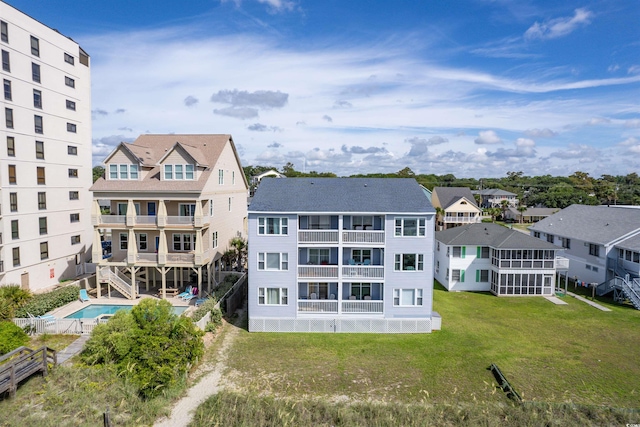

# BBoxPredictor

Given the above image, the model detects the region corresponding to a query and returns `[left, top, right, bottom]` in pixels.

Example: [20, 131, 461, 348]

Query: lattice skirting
[249, 317, 435, 333]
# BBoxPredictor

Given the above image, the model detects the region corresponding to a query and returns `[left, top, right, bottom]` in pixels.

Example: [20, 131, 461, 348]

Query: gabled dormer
[157, 142, 206, 181]
[103, 142, 142, 181]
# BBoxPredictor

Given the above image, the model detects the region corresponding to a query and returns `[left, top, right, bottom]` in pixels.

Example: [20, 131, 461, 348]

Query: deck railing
[297, 300, 338, 313]
[166, 215, 194, 225]
[342, 230, 385, 244]
[342, 300, 383, 313]
[136, 253, 158, 262]
[12, 318, 108, 335]
[342, 266, 384, 279]
[298, 265, 339, 278]
[135, 215, 157, 225]
[298, 230, 339, 243]
[166, 253, 195, 263]
[443, 216, 482, 223]
[99, 215, 126, 225]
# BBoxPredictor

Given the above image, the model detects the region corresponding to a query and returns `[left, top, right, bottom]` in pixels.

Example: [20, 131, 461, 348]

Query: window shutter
[461, 270, 465, 282]
[461, 246, 466, 259]
[477, 246, 481, 258]
[476, 270, 480, 282]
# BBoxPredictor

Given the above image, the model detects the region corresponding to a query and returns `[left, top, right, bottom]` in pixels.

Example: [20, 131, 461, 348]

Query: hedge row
[14, 285, 80, 318]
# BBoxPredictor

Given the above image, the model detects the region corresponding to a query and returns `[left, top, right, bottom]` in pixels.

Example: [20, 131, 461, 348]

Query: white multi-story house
[90, 134, 248, 299]
[431, 187, 485, 231]
[1, 3, 92, 291]
[435, 223, 567, 296]
[247, 178, 441, 333]
[472, 189, 519, 209]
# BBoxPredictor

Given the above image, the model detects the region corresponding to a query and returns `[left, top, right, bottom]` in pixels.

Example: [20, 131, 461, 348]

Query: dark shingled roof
[529, 205, 640, 245]
[249, 178, 434, 213]
[433, 187, 478, 209]
[436, 223, 558, 250]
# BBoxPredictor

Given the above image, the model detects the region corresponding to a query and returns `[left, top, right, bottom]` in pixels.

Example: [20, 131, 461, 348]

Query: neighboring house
[247, 178, 440, 333]
[435, 223, 566, 295]
[432, 187, 484, 231]
[1, 3, 93, 291]
[249, 169, 285, 197]
[90, 134, 248, 299]
[472, 189, 519, 209]
[529, 205, 640, 286]
[504, 207, 558, 223]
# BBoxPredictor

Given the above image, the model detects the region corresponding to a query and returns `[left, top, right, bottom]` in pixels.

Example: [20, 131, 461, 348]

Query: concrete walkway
[544, 296, 568, 305]
[57, 335, 90, 365]
[566, 291, 612, 312]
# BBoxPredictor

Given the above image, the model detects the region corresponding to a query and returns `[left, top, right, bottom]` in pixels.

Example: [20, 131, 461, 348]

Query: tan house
[432, 187, 485, 231]
[90, 134, 248, 299]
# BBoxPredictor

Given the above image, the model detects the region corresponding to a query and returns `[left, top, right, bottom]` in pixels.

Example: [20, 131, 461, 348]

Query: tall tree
[92, 166, 104, 183]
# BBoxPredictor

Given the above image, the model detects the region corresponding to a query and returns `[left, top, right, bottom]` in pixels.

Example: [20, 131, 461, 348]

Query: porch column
[194, 201, 204, 227]
[144, 267, 149, 291]
[129, 266, 139, 299]
[158, 230, 168, 265]
[337, 214, 344, 315]
[157, 200, 168, 227]
[92, 228, 103, 264]
[127, 229, 137, 264]
[91, 200, 102, 226]
[194, 229, 204, 265]
[156, 266, 167, 299]
[126, 199, 136, 226]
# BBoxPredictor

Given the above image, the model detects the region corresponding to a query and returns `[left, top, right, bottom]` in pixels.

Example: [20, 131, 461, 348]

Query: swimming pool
[65, 304, 188, 319]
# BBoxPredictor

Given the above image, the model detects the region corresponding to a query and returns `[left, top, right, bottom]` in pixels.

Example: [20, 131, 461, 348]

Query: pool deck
[49, 293, 193, 318]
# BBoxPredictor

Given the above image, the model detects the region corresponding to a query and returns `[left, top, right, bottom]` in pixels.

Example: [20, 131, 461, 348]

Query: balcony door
[179, 203, 196, 216]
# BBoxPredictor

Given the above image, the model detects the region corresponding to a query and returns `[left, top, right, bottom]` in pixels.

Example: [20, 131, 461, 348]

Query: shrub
[14, 286, 79, 318]
[0, 285, 32, 320]
[0, 321, 29, 355]
[81, 299, 204, 399]
[191, 298, 218, 322]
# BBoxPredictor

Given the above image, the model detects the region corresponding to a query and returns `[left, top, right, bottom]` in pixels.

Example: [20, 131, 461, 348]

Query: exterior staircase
[98, 266, 135, 299]
[597, 259, 640, 310]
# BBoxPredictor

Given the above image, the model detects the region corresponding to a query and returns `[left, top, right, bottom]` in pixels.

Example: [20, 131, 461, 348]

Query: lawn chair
[79, 289, 90, 302]
[181, 286, 198, 301]
[176, 285, 193, 299]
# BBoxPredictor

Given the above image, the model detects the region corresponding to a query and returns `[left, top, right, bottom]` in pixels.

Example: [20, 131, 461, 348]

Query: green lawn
[226, 284, 640, 407]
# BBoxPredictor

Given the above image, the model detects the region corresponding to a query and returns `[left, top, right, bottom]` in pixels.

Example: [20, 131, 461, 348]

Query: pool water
[65, 304, 188, 319]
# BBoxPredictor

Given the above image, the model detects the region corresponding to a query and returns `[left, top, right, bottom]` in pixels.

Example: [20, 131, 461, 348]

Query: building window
[478, 246, 490, 258]
[7, 136, 15, 156]
[3, 79, 10, 100]
[138, 233, 147, 251]
[65, 76, 75, 88]
[258, 217, 288, 235]
[258, 252, 289, 270]
[258, 287, 288, 305]
[10, 192, 17, 212]
[349, 283, 371, 300]
[8, 164, 16, 184]
[67, 123, 77, 133]
[39, 217, 47, 235]
[71, 235, 81, 245]
[108, 164, 137, 179]
[37, 167, 46, 184]
[452, 269, 464, 282]
[395, 218, 426, 237]
[32, 63, 40, 82]
[66, 99, 76, 110]
[162, 164, 194, 180]
[546, 234, 554, 243]
[394, 253, 424, 271]
[452, 246, 462, 258]
[68, 145, 77, 155]
[478, 269, 489, 282]
[589, 244, 599, 257]
[79, 50, 89, 66]
[308, 248, 330, 265]
[40, 242, 49, 260]
[0, 21, 7, 43]
[172, 233, 196, 251]
[2, 50, 9, 72]
[533, 231, 540, 238]
[69, 191, 79, 200]
[232, 171, 235, 185]
[351, 249, 371, 264]
[561, 238, 571, 249]
[68, 168, 78, 178]
[179, 203, 196, 217]
[209, 199, 214, 216]
[164, 164, 172, 180]
[212, 231, 218, 248]
[185, 164, 194, 179]
[34, 115, 43, 133]
[393, 289, 423, 306]
[228, 197, 232, 211]
[174, 164, 183, 179]
[12, 247, 20, 267]
[218, 169, 224, 184]
[119, 233, 128, 250]
[5, 107, 13, 128]
[70, 213, 80, 223]
[35, 141, 44, 159]
[11, 220, 19, 239]
[38, 192, 46, 209]
[64, 53, 74, 65]
[33, 89, 42, 108]
[30, 36, 39, 56]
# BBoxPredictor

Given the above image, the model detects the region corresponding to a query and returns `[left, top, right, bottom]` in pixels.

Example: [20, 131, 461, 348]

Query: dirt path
[154, 314, 242, 427]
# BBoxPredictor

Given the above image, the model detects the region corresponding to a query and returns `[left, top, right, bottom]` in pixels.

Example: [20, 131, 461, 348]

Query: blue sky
[7, 0, 640, 177]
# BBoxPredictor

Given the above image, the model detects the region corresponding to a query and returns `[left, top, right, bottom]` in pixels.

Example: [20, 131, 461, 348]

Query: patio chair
[349, 295, 356, 300]
[181, 287, 198, 301]
[79, 289, 90, 302]
[364, 295, 372, 300]
[363, 259, 371, 266]
[176, 285, 193, 299]
[310, 292, 317, 299]
[329, 293, 336, 299]
[348, 259, 356, 265]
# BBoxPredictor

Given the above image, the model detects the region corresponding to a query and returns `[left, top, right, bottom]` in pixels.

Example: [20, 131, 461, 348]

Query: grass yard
[225, 283, 640, 408]
[29, 334, 79, 352]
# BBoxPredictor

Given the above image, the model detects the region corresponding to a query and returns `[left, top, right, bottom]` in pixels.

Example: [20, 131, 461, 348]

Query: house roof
[471, 188, 517, 197]
[249, 178, 435, 213]
[433, 187, 479, 209]
[91, 134, 244, 193]
[436, 223, 558, 250]
[529, 204, 640, 245]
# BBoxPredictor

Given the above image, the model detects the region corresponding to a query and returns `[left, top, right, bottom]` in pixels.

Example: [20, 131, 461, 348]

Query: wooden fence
[12, 318, 106, 335]
[0, 346, 56, 397]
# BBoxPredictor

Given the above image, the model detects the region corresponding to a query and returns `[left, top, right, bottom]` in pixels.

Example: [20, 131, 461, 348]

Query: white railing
[342, 266, 384, 279]
[498, 260, 554, 269]
[342, 230, 385, 244]
[298, 230, 339, 243]
[135, 215, 157, 225]
[12, 318, 107, 335]
[194, 311, 211, 330]
[555, 257, 570, 270]
[166, 216, 194, 225]
[342, 300, 383, 313]
[100, 215, 126, 225]
[298, 265, 339, 278]
[136, 253, 158, 262]
[297, 300, 338, 313]
[443, 216, 482, 223]
[166, 253, 195, 263]
[99, 266, 133, 298]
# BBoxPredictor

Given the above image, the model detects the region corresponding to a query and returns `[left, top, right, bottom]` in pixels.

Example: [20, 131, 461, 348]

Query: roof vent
[364, 183, 367, 187]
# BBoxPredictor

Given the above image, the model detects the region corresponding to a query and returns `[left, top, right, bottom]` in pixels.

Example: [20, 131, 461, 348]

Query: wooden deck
[0, 346, 57, 397]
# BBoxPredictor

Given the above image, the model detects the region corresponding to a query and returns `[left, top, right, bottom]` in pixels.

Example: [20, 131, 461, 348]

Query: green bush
[0, 321, 30, 355]
[0, 285, 32, 320]
[81, 299, 204, 399]
[191, 298, 218, 322]
[14, 286, 79, 318]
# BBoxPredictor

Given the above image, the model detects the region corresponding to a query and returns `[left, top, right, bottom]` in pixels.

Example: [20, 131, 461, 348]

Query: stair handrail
[620, 277, 640, 308]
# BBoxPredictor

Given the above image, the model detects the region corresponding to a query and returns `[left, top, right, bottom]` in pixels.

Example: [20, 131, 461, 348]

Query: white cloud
[213, 106, 259, 119]
[628, 65, 640, 75]
[210, 89, 288, 108]
[474, 130, 502, 145]
[524, 8, 593, 41]
[524, 128, 557, 138]
[624, 119, 640, 128]
[184, 96, 198, 107]
[608, 64, 620, 73]
[257, 0, 296, 13]
[586, 117, 611, 126]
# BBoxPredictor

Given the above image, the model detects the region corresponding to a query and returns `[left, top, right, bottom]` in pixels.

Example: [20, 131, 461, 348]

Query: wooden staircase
[0, 346, 57, 397]
[98, 266, 135, 299]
